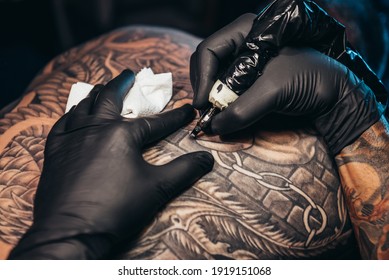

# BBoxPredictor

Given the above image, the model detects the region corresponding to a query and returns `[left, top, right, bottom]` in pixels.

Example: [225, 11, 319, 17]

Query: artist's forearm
[336, 116, 389, 259]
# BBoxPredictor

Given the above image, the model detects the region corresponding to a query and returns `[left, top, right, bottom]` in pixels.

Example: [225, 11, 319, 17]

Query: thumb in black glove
[209, 48, 382, 155]
[8, 70, 214, 259]
[190, 13, 257, 110]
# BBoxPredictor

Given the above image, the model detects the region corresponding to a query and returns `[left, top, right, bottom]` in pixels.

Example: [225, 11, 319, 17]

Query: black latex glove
[8, 70, 214, 259]
[206, 48, 382, 155]
[190, 13, 257, 109]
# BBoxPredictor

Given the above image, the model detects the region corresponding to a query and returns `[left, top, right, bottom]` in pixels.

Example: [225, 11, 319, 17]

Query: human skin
[336, 117, 389, 259]
[0, 26, 356, 259]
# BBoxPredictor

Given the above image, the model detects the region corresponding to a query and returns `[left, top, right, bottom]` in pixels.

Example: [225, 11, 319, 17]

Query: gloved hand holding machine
[190, 0, 387, 152]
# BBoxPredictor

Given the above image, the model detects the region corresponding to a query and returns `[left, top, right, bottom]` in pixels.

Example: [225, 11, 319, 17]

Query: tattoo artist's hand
[190, 13, 256, 109]
[208, 48, 381, 155]
[8, 70, 214, 259]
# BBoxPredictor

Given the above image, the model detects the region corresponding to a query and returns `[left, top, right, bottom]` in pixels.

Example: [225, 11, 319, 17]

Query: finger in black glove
[190, 13, 257, 109]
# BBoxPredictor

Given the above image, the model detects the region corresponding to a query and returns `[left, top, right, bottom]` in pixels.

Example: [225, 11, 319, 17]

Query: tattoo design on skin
[0, 26, 355, 259]
[336, 117, 389, 259]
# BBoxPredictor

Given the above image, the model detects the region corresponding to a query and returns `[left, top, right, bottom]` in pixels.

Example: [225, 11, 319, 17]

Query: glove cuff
[314, 80, 382, 155]
[8, 224, 113, 260]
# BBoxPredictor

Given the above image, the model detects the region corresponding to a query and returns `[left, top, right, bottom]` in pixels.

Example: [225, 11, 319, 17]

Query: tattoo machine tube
[246, 0, 388, 109]
[190, 0, 388, 138]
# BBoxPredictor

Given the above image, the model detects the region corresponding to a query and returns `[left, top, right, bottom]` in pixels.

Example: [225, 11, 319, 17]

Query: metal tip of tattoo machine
[189, 125, 202, 138]
[190, 79, 240, 139]
[189, 106, 219, 138]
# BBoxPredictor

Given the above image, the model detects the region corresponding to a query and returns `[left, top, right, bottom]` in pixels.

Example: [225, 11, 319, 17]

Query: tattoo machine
[189, 41, 277, 138]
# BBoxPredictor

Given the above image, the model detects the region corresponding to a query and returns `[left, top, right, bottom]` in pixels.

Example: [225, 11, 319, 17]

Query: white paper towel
[65, 68, 173, 118]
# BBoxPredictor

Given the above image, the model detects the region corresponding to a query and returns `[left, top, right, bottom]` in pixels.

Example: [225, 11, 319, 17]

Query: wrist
[314, 79, 382, 155]
[8, 227, 113, 260]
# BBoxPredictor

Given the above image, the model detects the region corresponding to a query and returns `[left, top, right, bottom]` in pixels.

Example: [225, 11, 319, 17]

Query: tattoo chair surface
[0, 26, 358, 259]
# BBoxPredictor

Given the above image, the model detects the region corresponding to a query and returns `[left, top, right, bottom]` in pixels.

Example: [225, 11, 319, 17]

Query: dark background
[1, 0, 388, 109]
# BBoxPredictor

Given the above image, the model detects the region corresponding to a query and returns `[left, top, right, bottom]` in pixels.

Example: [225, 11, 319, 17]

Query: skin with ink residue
[0, 26, 357, 259]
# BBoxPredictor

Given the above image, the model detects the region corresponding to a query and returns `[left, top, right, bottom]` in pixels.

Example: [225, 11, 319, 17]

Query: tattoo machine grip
[190, 43, 277, 138]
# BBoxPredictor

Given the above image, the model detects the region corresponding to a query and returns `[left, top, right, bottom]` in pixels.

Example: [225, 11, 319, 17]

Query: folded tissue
[65, 68, 173, 118]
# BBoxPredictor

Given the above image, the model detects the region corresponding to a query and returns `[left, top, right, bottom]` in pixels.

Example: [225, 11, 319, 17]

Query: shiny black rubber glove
[209, 48, 382, 155]
[8, 70, 214, 259]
